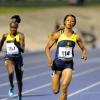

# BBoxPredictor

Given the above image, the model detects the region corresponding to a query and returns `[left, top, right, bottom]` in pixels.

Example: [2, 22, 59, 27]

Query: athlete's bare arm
[76, 35, 87, 61]
[19, 32, 25, 52]
[45, 32, 59, 67]
[0, 34, 7, 51]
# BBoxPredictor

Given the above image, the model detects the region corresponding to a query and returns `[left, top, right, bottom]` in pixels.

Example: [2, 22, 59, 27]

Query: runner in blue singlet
[45, 14, 87, 100]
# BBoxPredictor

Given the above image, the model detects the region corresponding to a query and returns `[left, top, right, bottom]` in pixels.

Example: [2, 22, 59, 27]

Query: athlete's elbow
[45, 47, 51, 55]
[45, 46, 49, 53]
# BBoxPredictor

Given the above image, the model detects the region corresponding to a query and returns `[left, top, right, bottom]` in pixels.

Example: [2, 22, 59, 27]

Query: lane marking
[0, 71, 49, 88]
[68, 81, 100, 97]
[0, 57, 100, 77]
[1, 66, 100, 99]
[0, 83, 51, 100]
[0, 65, 45, 78]
[73, 66, 100, 78]
[0, 66, 100, 88]
[1, 81, 100, 100]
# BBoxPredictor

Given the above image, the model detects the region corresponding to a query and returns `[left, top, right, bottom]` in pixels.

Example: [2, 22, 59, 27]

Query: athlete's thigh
[5, 59, 14, 73]
[61, 68, 73, 88]
[51, 71, 62, 91]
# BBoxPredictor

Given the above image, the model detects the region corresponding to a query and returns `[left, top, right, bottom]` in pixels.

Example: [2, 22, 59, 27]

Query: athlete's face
[10, 22, 18, 34]
[64, 16, 75, 29]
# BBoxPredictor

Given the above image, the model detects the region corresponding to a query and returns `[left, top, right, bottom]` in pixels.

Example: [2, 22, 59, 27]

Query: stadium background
[0, 0, 100, 52]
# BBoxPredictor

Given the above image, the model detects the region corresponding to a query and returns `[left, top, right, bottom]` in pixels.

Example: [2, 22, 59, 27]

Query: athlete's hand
[14, 38, 17, 44]
[81, 53, 87, 61]
[14, 38, 24, 53]
[48, 59, 53, 68]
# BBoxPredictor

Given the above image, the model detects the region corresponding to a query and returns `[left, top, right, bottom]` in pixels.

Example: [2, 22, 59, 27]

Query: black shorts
[4, 54, 23, 68]
[51, 58, 74, 71]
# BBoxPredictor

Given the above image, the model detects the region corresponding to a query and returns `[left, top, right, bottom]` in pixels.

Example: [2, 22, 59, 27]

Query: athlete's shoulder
[18, 32, 24, 35]
[18, 32, 25, 38]
[2, 33, 8, 39]
[50, 31, 61, 40]
[75, 33, 82, 41]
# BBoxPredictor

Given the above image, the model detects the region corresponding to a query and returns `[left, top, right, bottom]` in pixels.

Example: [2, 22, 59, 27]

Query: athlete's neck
[10, 32, 17, 36]
[64, 28, 73, 37]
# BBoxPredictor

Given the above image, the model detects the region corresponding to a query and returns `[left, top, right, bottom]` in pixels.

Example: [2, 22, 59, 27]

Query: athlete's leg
[5, 59, 14, 89]
[15, 66, 23, 97]
[59, 68, 72, 100]
[5, 59, 14, 96]
[51, 71, 62, 94]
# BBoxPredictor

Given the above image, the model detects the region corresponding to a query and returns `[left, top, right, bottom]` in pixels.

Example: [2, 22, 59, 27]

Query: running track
[0, 48, 100, 100]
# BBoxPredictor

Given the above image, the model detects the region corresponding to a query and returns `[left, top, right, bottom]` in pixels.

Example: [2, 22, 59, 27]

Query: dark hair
[64, 14, 76, 26]
[11, 15, 21, 23]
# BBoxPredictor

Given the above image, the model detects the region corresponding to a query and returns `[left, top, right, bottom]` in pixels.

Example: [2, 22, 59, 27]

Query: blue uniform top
[55, 30, 77, 61]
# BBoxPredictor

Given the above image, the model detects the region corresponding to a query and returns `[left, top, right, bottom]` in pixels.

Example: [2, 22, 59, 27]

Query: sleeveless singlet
[55, 30, 77, 60]
[5, 33, 20, 55]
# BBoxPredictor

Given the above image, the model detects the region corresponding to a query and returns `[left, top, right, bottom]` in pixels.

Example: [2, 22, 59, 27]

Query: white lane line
[0, 71, 49, 88]
[1, 67, 100, 100]
[22, 83, 51, 94]
[0, 57, 100, 77]
[68, 81, 100, 98]
[73, 66, 100, 78]
[0, 57, 100, 99]
[0, 65, 44, 78]
[1, 81, 100, 100]
[0, 83, 51, 100]
[0, 65, 100, 88]
[1, 65, 100, 88]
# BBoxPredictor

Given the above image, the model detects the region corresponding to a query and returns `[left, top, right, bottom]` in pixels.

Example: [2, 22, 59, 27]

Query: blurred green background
[0, 0, 100, 51]
[0, 0, 100, 8]
[0, 0, 100, 7]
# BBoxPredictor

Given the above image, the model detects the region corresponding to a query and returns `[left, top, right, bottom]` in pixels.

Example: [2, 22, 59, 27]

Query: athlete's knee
[4, 60, 8, 66]
[5, 60, 10, 68]
[9, 72, 14, 77]
[53, 90, 59, 94]
[52, 87, 59, 94]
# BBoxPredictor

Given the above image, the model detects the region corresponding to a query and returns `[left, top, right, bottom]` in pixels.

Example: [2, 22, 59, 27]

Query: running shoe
[8, 87, 14, 97]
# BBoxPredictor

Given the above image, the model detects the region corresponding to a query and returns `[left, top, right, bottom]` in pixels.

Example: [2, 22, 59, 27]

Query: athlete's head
[10, 22, 18, 34]
[64, 14, 76, 29]
[10, 15, 21, 24]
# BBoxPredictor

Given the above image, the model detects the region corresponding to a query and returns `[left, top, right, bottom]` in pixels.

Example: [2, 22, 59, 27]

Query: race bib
[58, 47, 73, 58]
[6, 42, 19, 54]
